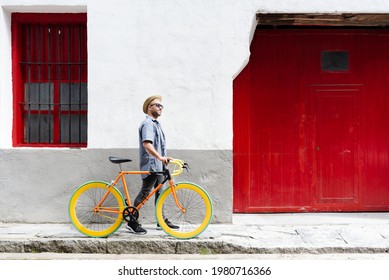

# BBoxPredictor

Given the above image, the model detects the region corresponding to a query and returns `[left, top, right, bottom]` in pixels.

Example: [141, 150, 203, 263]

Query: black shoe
[157, 218, 179, 230]
[126, 221, 147, 235]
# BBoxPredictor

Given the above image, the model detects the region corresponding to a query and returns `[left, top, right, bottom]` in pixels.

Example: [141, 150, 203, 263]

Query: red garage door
[233, 29, 389, 212]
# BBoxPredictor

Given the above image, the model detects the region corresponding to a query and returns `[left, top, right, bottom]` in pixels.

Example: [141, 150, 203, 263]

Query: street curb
[1, 238, 389, 255]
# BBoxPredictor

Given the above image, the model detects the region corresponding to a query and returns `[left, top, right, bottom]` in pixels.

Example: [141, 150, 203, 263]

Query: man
[126, 95, 179, 234]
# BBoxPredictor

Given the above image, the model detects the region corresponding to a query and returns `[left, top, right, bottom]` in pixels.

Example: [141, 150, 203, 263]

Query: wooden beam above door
[257, 13, 389, 27]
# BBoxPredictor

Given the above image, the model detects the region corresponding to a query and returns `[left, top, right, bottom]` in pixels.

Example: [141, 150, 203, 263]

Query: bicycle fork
[169, 180, 186, 213]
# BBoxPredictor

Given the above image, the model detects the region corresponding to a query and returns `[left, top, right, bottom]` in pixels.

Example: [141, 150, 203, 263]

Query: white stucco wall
[86, 0, 257, 150]
[2, 0, 389, 151]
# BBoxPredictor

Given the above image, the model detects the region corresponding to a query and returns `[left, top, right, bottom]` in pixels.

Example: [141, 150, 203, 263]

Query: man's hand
[160, 156, 174, 165]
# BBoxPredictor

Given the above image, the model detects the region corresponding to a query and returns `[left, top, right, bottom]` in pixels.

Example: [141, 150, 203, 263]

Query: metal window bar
[58, 25, 62, 142]
[47, 25, 52, 143]
[26, 24, 32, 143]
[68, 23, 72, 144]
[78, 24, 82, 144]
[37, 24, 42, 143]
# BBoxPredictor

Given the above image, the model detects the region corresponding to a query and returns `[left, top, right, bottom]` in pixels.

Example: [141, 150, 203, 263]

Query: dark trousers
[134, 173, 166, 208]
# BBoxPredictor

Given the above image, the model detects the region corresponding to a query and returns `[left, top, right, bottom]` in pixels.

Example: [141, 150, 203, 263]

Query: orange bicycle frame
[95, 168, 185, 215]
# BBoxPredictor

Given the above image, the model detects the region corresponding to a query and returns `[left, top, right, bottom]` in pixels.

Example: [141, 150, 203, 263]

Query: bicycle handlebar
[169, 159, 188, 177]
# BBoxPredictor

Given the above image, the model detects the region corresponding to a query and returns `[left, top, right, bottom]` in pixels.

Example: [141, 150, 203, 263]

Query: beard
[152, 111, 161, 118]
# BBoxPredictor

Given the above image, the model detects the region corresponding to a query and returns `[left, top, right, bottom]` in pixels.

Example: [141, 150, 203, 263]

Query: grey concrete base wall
[0, 149, 232, 224]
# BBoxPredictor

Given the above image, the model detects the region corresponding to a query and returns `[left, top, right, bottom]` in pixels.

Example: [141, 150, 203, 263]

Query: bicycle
[68, 157, 213, 239]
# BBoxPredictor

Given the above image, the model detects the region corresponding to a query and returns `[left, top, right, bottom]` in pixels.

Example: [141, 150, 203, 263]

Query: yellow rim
[155, 182, 212, 239]
[69, 181, 124, 237]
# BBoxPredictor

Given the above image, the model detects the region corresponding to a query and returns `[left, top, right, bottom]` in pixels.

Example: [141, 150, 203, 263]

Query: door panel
[311, 87, 360, 205]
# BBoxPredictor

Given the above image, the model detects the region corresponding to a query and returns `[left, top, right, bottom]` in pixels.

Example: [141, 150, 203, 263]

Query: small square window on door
[321, 51, 349, 71]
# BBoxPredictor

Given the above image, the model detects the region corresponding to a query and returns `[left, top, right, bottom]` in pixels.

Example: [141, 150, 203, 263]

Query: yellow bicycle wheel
[68, 181, 125, 237]
[155, 182, 213, 239]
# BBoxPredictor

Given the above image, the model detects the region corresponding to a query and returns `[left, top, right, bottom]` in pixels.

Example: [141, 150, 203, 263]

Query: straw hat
[143, 95, 162, 114]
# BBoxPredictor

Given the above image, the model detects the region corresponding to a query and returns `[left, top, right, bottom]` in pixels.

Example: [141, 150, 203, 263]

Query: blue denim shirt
[139, 116, 166, 179]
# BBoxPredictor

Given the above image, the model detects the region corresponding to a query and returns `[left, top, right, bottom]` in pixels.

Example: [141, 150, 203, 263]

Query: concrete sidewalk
[1, 213, 389, 255]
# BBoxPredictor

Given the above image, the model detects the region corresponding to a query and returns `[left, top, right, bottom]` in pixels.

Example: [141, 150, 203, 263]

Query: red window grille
[12, 13, 87, 147]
